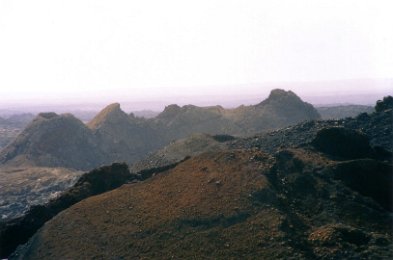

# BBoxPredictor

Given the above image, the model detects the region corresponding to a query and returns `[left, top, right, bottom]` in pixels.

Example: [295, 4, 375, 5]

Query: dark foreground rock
[327, 159, 393, 211]
[9, 147, 392, 259]
[311, 127, 372, 159]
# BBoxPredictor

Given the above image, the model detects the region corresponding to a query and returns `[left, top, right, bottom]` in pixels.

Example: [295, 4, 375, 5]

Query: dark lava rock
[312, 127, 372, 159]
[328, 159, 393, 211]
[375, 96, 393, 113]
[212, 134, 236, 142]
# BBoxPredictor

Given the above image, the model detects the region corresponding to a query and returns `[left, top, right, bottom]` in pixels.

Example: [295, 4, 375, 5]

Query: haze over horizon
[0, 1, 392, 108]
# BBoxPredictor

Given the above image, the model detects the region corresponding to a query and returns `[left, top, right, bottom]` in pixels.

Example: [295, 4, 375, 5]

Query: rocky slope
[316, 105, 374, 119]
[0, 161, 185, 258]
[130, 133, 230, 172]
[0, 167, 82, 222]
[131, 97, 392, 172]
[231, 101, 392, 154]
[87, 103, 165, 164]
[154, 89, 320, 139]
[10, 136, 392, 259]
[224, 89, 320, 133]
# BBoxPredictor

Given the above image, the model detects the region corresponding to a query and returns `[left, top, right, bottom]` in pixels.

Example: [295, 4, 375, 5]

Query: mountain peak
[164, 104, 181, 112]
[37, 112, 59, 120]
[266, 89, 299, 101]
[256, 89, 307, 108]
[87, 103, 127, 129]
[157, 104, 181, 119]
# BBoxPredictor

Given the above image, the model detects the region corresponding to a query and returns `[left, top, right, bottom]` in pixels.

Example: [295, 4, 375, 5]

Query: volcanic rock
[311, 127, 372, 159]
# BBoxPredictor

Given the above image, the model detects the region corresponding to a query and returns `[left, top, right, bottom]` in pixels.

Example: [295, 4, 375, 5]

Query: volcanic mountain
[87, 103, 164, 164]
[0, 89, 321, 170]
[0, 113, 106, 170]
[153, 89, 320, 138]
[224, 89, 320, 133]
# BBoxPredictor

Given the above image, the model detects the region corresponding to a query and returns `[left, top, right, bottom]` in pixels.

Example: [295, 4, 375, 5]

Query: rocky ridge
[0, 89, 321, 170]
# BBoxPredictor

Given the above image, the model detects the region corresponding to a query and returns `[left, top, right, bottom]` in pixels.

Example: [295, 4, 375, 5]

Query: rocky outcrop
[311, 127, 372, 159]
[327, 159, 393, 211]
[375, 96, 393, 112]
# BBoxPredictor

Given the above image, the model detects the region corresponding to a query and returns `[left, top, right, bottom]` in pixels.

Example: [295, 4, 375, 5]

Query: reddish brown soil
[13, 149, 393, 259]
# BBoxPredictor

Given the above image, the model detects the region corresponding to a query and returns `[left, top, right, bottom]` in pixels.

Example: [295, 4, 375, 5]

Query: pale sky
[0, 0, 392, 105]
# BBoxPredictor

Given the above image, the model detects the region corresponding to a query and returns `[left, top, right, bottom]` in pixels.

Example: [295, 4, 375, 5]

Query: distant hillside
[224, 89, 320, 133]
[152, 89, 320, 140]
[0, 114, 35, 149]
[0, 128, 20, 150]
[0, 114, 34, 128]
[132, 110, 160, 119]
[0, 89, 320, 170]
[317, 105, 374, 119]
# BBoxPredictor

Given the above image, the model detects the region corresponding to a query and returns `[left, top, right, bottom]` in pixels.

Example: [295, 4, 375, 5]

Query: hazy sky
[0, 0, 392, 105]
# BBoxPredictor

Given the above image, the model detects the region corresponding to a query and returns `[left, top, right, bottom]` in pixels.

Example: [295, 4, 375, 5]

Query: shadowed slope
[224, 89, 320, 133]
[88, 103, 164, 164]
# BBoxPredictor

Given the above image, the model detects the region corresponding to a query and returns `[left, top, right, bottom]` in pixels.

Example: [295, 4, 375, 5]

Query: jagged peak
[257, 89, 303, 107]
[164, 104, 181, 111]
[87, 103, 127, 129]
